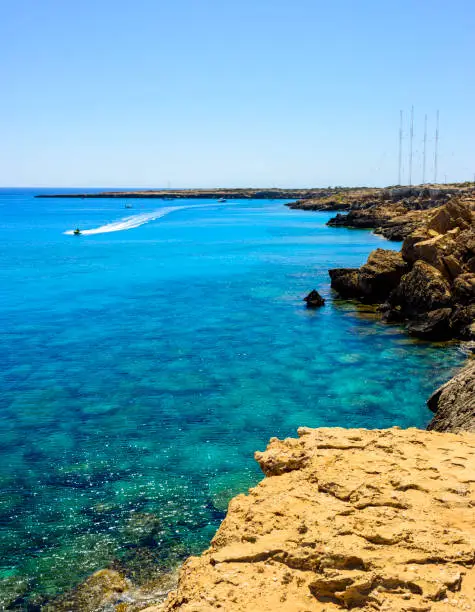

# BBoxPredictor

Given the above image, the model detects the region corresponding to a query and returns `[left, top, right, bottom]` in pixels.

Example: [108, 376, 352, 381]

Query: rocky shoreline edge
[42, 186, 474, 611]
[43, 362, 474, 612]
[35, 183, 473, 204]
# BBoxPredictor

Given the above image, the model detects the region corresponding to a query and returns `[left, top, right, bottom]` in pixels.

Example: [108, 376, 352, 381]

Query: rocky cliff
[428, 359, 475, 433]
[152, 427, 475, 611]
[329, 200, 475, 341]
[288, 185, 475, 241]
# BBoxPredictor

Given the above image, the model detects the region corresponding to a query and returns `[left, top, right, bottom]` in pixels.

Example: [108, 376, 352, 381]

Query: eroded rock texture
[329, 200, 475, 340]
[291, 185, 475, 241]
[428, 360, 475, 433]
[158, 427, 475, 611]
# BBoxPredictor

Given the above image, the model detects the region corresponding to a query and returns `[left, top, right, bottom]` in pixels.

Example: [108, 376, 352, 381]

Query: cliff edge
[151, 427, 475, 611]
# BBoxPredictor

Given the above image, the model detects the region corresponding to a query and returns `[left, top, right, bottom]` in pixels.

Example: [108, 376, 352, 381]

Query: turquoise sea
[0, 189, 465, 607]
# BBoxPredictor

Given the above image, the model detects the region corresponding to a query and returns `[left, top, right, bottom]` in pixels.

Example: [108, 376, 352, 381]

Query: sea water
[0, 190, 465, 606]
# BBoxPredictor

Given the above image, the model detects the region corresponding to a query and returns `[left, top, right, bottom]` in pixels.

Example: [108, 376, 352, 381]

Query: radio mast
[422, 114, 427, 184]
[434, 110, 439, 183]
[408, 105, 414, 186]
[398, 110, 403, 185]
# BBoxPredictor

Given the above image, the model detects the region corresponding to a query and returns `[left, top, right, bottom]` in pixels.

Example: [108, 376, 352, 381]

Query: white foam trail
[64, 202, 233, 236]
[64, 206, 188, 235]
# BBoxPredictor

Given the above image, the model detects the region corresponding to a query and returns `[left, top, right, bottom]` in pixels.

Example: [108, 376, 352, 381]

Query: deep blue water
[0, 189, 465, 606]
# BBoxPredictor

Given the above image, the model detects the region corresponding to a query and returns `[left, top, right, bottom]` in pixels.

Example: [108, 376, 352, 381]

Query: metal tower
[398, 110, 403, 185]
[408, 106, 414, 186]
[422, 114, 427, 184]
[434, 110, 439, 183]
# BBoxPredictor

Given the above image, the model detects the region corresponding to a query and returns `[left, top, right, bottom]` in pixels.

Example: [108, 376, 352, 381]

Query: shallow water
[0, 190, 465, 606]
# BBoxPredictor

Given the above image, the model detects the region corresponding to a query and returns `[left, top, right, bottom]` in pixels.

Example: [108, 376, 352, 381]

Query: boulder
[442, 254, 463, 279]
[329, 267, 362, 298]
[427, 199, 473, 234]
[390, 261, 452, 315]
[401, 229, 430, 263]
[358, 249, 408, 299]
[450, 304, 475, 339]
[303, 289, 325, 308]
[329, 249, 408, 302]
[453, 273, 475, 303]
[45, 569, 128, 611]
[427, 360, 475, 432]
[406, 308, 453, 340]
[466, 256, 475, 273]
[408, 233, 457, 273]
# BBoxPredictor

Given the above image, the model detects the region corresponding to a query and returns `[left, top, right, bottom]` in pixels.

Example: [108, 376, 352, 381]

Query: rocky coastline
[328, 199, 475, 343]
[155, 426, 475, 611]
[288, 185, 475, 239]
[41, 185, 475, 612]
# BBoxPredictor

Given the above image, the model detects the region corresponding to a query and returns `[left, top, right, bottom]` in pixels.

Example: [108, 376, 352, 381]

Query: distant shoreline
[34, 187, 374, 200]
[35, 183, 473, 200]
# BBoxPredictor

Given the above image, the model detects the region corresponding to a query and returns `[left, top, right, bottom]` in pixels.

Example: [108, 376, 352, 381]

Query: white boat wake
[64, 205, 190, 235]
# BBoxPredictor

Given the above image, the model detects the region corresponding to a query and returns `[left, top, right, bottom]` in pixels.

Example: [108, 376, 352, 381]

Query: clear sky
[1, 0, 474, 188]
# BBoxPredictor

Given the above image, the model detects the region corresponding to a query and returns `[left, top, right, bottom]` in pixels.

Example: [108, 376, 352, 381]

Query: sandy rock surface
[156, 427, 475, 611]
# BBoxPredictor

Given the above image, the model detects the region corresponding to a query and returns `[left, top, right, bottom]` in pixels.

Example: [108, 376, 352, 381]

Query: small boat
[73, 228, 82, 235]
[218, 198, 227, 203]
[125, 202, 132, 209]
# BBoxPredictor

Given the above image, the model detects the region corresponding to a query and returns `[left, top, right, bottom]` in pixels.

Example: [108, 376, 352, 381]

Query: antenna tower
[434, 110, 439, 183]
[398, 110, 403, 185]
[408, 106, 414, 186]
[422, 114, 427, 184]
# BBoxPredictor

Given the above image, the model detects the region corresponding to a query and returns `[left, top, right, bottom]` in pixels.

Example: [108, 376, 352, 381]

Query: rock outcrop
[327, 205, 432, 241]
[428, 360, 475, 432]
[156, 427, 475, 611]
[329, 248, 409, 302]
[44, 568, 178, 612]
[304, 290, 326, 308]
[43, 570, 128, 611]
[289, 184, 475, 241]
[329, 200, 475, 340]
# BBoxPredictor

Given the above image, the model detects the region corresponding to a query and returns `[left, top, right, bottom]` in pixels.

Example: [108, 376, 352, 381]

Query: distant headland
[36, 188, 325, 199]
[35, 183, 474, 202]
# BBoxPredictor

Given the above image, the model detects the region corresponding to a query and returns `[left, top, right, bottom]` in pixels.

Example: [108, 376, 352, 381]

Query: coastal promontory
[152, 426, 475, 611]
[329, 199, 475, 341]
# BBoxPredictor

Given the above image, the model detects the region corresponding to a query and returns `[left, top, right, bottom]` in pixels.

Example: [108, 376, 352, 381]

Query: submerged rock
[44, 569, 128, 611]
[303, 289, 325, 308]
[159, 427, 475, 611]
[428, 360, 475, 432]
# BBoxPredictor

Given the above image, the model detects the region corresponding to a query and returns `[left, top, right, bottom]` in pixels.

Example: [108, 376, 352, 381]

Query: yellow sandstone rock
[158, 427, 475, 611]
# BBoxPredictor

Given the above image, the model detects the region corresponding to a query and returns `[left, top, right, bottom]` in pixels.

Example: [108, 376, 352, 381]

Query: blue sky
[1, 0, 474, 187]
